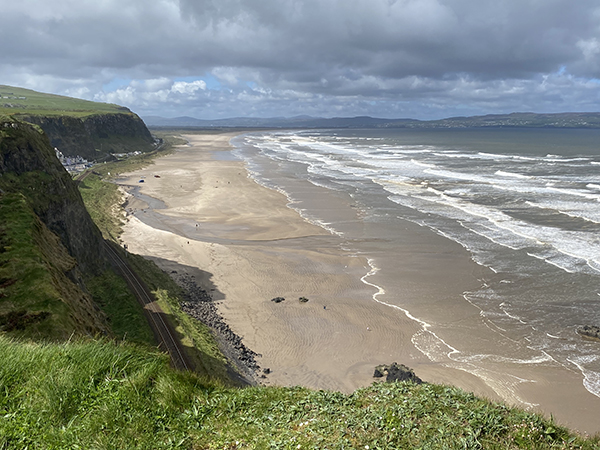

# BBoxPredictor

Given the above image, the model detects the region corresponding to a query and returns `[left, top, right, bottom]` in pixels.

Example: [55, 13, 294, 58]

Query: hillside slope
[0, 116, 105, 272]
[1, 335, 597, 449]
[1, 85, 155, 160]
[0, 116, 112, 338]
[0, 191, 110, 339]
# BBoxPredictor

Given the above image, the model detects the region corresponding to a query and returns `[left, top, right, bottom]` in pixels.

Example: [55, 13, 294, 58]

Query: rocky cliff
[22, 112, 155, 161]
[0, 116, 112, 337]
[0, 117, 106, 273]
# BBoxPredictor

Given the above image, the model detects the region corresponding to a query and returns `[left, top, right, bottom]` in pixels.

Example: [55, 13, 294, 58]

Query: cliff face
[0, 118, 105, 273]
[22, 112, 155, 161]
[0, 117, 112, 337]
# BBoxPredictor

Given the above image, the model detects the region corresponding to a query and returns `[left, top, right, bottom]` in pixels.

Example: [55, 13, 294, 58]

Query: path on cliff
[103, 240, 192, 371]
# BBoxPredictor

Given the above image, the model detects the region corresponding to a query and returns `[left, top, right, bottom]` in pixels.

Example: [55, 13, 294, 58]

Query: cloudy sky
[3, 0, 600, 119]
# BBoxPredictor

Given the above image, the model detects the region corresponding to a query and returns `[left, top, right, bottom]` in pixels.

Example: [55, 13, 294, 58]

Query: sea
[230, 127, 600, 404]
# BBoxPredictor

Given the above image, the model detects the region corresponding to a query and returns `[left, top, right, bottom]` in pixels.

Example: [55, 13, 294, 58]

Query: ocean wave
[546, 186, 600, 201]
[525, 200, 600, 224]
[543, 156, 592, 163]
[495, 170, 531, 179]
[478, 152, 538, 161]
[567, 358, 600, 399]
[386, 183, 600, 276]
[238, 129, 600, 413]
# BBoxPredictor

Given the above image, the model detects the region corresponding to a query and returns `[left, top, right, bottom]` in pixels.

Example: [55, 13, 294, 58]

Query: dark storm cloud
[2, 0, 600, 118]
[175, 0, 599, 78]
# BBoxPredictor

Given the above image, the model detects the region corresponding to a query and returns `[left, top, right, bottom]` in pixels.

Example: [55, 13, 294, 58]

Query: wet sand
[119, 133, 600, 434]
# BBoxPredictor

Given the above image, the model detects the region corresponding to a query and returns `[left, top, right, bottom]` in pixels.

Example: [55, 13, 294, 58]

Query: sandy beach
[119, 133, 600, 434]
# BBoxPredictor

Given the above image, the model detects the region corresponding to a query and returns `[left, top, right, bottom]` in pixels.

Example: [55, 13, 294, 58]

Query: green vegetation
[127, 253, 232, 382]
[1, 86, 155, 162]
[0, 335, 597, 449]
[78, 139, 234, 383]
[78, 172, 127, 241]
[85, 270, 155, 345]
[0, 85, 127, 118]
[0, 192, 107, 339]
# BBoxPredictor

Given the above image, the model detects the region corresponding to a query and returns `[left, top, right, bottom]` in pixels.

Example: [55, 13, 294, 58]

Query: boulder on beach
[373, 362, 423, 384]
[577, 325, 600, 341]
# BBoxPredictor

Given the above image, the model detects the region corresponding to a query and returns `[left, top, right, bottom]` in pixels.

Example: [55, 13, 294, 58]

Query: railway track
[74, 169, 92, 185]
[103, 240, 192, 371]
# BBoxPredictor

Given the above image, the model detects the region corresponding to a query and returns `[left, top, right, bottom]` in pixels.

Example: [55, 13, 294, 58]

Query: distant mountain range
[143, 112, 600, 129]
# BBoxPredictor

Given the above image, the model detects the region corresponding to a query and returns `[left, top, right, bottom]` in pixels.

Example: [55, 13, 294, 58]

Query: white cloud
[578, 38, 600, 61]
[172, 80, 207, 94]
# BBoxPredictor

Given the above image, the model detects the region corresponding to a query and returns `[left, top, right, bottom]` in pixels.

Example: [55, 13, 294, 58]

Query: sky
[2, 0, 600, 120]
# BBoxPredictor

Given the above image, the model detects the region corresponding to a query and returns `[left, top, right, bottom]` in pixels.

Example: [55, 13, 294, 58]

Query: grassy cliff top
[0, 85, 130, 118]
[1, 335, 597, 449]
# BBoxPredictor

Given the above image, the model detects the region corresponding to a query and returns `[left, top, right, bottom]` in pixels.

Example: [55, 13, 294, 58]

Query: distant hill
[143, 115, 414, 128]
[145, 112, 600, 129]
[1, 85, 155, 160]
[401, 112, 600, 129]
[0, 85, 127, 117]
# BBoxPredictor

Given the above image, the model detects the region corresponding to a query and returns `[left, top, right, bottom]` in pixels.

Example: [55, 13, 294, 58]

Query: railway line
[103, 240, 192, 371]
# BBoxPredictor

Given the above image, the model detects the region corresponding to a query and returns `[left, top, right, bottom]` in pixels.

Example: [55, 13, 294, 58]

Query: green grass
[127, 253, 232, 383]
[0, 85, 127, 118]
[0, 336, 219, 449]
[85, 269, 155, 345]
[0, 192, 105, 340]
[0, 335, 597, 449]
[78, 172, 126, 241]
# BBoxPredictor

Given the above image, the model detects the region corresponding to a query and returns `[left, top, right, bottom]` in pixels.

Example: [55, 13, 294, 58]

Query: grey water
[231, 127, 600, 400]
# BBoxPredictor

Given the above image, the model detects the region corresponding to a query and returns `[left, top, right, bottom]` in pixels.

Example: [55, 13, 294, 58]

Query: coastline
[119, 132, 600, 434]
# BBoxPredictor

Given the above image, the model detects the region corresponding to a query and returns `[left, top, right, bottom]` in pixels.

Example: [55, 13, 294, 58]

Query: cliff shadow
[137, 255, 257, 386]
[142, 255, 224, 301]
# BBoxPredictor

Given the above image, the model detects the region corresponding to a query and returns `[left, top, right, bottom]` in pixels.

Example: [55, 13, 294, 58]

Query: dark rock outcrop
[0, 117, 111, 337]
[0, 118, 106, 274]
[374, 362, 423, 384]
[175, 272, 259, 380]
[577, 325, 600, 341]
[21, 112, 154, 161]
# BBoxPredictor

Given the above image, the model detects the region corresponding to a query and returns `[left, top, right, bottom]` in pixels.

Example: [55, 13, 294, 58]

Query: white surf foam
[567, 357, 600, 399]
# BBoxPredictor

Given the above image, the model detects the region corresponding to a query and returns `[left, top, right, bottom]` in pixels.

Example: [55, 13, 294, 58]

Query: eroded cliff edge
[21, 112, 155, 160]
[0, 117, 110, 338]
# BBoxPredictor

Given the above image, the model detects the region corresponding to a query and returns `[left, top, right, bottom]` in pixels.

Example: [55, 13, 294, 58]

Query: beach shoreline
[119, 132, 600, 434]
